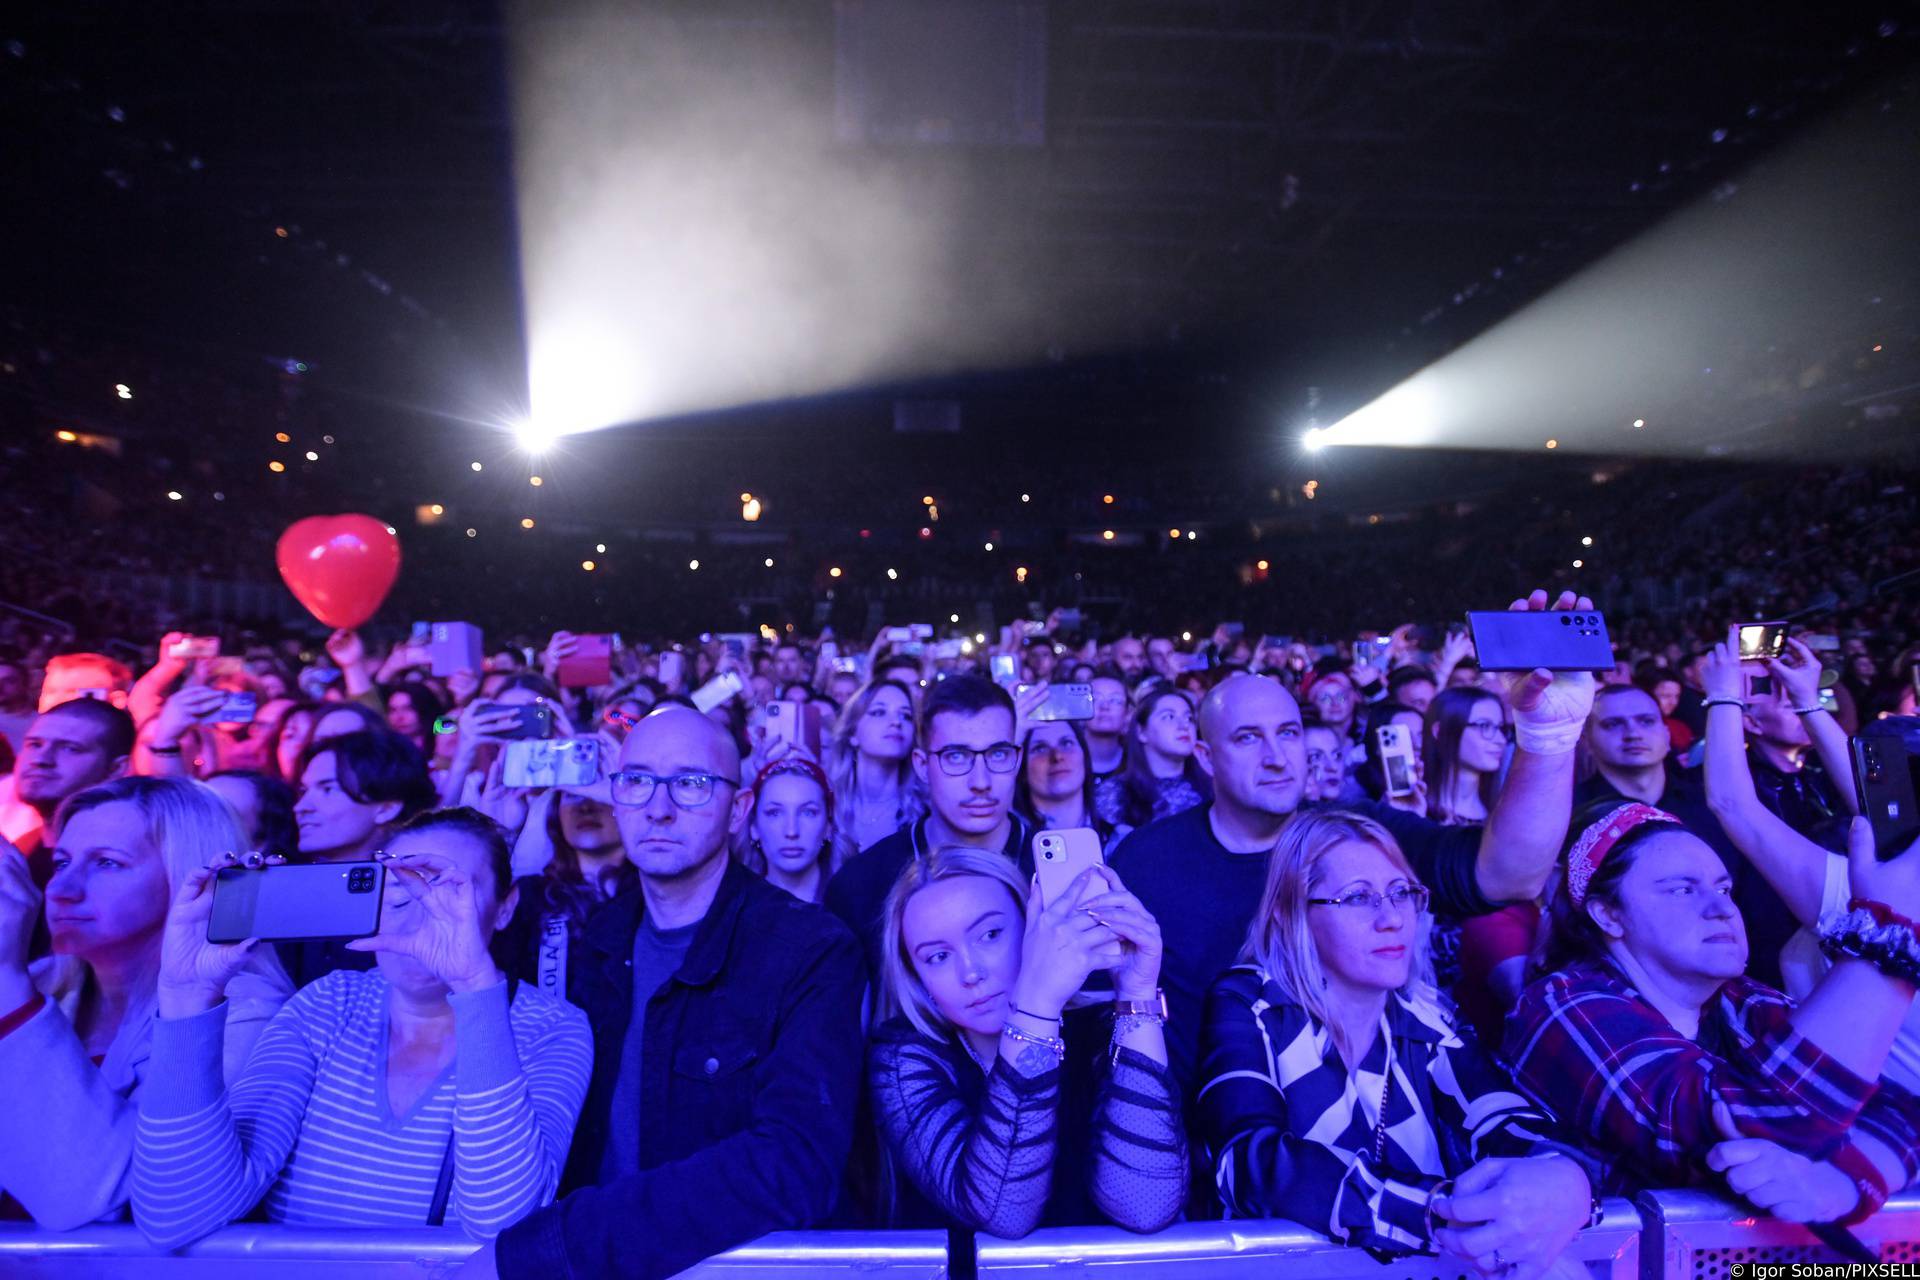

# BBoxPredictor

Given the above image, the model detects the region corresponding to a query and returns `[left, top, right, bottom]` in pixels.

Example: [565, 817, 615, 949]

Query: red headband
[750, 756, 834, 819]
[1566, 803, 1681, 905]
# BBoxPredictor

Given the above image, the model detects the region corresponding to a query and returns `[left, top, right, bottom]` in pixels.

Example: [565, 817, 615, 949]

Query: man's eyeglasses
[1466, 720, 1512, 741]
[930, 743, 1022, 777]
[609, 770, 739, 808]
[1307, 883, 1430, 914]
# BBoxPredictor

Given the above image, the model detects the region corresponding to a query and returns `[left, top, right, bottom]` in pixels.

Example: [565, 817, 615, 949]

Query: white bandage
[1511, 672, 1596, 756]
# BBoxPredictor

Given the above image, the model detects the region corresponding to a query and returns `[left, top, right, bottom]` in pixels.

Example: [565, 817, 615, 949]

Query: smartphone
[1376, 724, 1418, 799]
[719, 633, 755, 660]
[931, 639, 964, 661]
[1177, 653, 1210, 674]
[430, 622, 484, 678]
[477, 700, 553, 740]
[990, 654, 1019, 686]
[1738, 622, 1789, 662]
[502, 738, 600, 789]
[896, 642, 926, 658]
[1466, 611, 1613, 672]
[833, 654, 870, 678]
[558, 633, 614, 688]
[1355, 635, 1392, 662]
[818, 640, 839, 666]
[408, 620, 432, 646]
[211, 691, 257, 724]
[657, 650, 686, 687]
[1028, 683, 1095, 722]
[1055, 609, 1083, 631]
[208, 861, 385, 944]
[1853, 734, 1920, 860]
[1221, 622, 1245, 640]
[167, 636, 220, 660]
[1820, 686, 1840, 713]
[1033, 828, 1106, 909]
[691, 670, 745, 714]
[764, 700, 824, 756]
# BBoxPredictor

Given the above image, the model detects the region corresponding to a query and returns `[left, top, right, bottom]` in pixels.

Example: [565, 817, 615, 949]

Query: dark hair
[1387, 666, 1438, 701]
[1422, 687, 1504, 824]
[310, 700, 388, 738]
[206, 769, 297, 861]
[1536, 801, 1699, 974]
[918, 674, 1015, 747]
[497, 672, 562, 702]
[1014, 717, 1114, 842]
[1355, 700, 1422, 801]
[295, 729, 436, 822]
[384, 681, 447, 744]
[542, 792, 637, 925]
[39, 697, 136, 762]
[388, 806, 514, 898]
[1113, 688, 1211, 828]
[263, 699, 326, 783]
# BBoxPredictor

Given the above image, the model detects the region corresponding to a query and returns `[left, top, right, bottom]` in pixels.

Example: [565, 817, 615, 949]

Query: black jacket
[494, 860, 866, 1280]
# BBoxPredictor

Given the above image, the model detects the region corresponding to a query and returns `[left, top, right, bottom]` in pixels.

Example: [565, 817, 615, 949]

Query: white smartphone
[1033, 827, 1106, 909]
[1376, 724, 1418, 799]
[691, 670, 745, 714]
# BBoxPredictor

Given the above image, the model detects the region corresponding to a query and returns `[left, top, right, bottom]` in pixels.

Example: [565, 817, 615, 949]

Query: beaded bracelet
[1817, 908, 1920, 987]
[1701, 698, 1746, 711]
[999, 1023, 1066, 1060]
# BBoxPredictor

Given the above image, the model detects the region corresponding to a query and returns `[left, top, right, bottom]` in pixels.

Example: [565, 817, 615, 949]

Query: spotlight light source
[114, 384, 132, 400]
[1020, 493, 1030, 503]
[741, 496, 762, 522]
[1302, 427, 1326, 452]
[983, 542, 993, 552]
[530, 475, 544, 487]
[1186, 530, 1197, 541]
[55, 430, 77, 443]
[466, 528, 477, 538]
[886, 568, 898, 580]
[1573, 559, 1584, 568]
[305, 451, 319, 462]
[1181, 631, 1192, 643]
[275, 432, 291, 444]
[1632, 419, 1646, 429]
[521, 517, 536, 529]
[582, 560, 596, 572]
[511, 418, 559, 454]
[764, 557, 774, 568]
[429, 504, 445, 516]
[166, 491, 183, 501]
[1102, 530, 1115, 541]
[268, 461, 285, 473]
[949, 613, 959, 624]
[470, 461, 484, 472]
[1581, 536, 1594, 547]
[1256, 560, 1269, 571]
[596, 543, 607, 553]
[689, 559, 700, 571]
[829, 566, 842, 578]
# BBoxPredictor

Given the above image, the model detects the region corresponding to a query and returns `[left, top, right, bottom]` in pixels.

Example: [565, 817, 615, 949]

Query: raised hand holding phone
[346, 853, 504, 993]
[159, 851, 272, 1018]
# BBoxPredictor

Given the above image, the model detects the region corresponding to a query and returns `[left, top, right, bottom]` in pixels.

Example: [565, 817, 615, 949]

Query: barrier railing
[975, 1198, 1641, 1279]
[0, 1194, 1915, 1279]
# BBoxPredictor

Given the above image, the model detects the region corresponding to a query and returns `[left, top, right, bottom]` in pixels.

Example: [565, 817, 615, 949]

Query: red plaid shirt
[1503, 960, 1920, 1191]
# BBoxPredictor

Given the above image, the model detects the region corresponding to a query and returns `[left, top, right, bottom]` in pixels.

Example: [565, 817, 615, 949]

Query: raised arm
[1699, 639, 1828, 923]
[1770, 636, 1857, 817]
[1474, 589, 1597, 903]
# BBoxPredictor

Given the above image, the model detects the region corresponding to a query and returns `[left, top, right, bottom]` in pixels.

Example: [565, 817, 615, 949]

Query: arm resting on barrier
[493, 925, 865, 1280]
[446, 981, 592, 1239]
[1088, 1045, 1187, 1232]
[0, 997, 137, 1230]
[1505, 966, 1879, 1189]
[869, 1026, 1062, 1239]
[132, 999, 311, 1250]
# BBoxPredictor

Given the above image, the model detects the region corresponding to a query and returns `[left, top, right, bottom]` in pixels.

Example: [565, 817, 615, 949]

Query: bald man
[1116, 591, 1594, 1096]
[488, 706, 865, 1280]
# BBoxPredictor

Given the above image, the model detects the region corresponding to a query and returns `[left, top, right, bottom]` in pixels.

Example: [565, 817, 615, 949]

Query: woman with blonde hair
[868, 846, 1185, 1235]
[0, 776, 291, 1227]
[826, 679, 924, 863]
[1197, 809, 1593, 1275]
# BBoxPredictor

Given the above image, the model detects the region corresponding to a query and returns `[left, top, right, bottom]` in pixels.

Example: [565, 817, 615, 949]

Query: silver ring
[1492, 1250, 1505, 1270]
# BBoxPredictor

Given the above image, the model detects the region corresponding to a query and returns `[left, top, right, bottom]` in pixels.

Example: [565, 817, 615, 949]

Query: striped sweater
[131, 970, 592, 1249]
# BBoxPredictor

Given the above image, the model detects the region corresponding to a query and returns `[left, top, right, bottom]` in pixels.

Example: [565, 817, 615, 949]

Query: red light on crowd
[859, 529, 871, 538]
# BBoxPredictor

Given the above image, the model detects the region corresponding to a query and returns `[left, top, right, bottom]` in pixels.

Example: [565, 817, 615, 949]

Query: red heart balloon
[275, 514, 402, 630]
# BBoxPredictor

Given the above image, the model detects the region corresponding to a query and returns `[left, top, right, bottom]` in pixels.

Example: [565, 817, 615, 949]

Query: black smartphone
[211, 691, 257, 724]
[1466, 610, 1613, 672]
[1738, 622, 1789, 662]
[477, 701, 553, 740]
[208, 861, 385, 943]
[1852, 734, 1920, 861]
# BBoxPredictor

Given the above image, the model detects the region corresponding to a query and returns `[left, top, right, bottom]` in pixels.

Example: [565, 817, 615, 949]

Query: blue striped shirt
[131, 970, 592, 1248]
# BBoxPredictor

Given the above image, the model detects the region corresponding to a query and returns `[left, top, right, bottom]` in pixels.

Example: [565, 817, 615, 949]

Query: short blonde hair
[879, 847, 1028, 1041]
[1240, 809, 1436, 1025]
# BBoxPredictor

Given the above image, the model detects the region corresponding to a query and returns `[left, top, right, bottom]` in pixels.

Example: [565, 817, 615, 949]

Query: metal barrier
[3, 1195, 1919, 1279]
[975, 1198, 1641, 1279]
[0, 1224, 948, 1279]
[1634, 1189, 1920, 1280]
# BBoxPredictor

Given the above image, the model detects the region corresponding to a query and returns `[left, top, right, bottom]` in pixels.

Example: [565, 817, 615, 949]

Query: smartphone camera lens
[347, 867, 375, 893]
[1560, 616, 1571, 626]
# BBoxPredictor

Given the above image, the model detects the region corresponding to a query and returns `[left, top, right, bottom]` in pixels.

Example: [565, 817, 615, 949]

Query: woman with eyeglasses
[869, 846, 1185, 1235]
[1422, 689, 1508, 827]
[1198, 810, 1595, 1273]
[826, 680, 925, 865]
[1015, 720, 1128, 853]
[1097, 690, 1211, 830]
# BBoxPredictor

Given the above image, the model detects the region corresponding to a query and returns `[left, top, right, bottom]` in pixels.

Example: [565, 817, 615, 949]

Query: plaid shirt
[1504, 960, 1920, 1192]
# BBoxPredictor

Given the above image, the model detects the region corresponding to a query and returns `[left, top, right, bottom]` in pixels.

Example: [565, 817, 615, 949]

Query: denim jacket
[495, 860, 866, 1280]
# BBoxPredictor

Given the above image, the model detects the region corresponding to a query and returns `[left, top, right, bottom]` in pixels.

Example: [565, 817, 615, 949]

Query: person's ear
[1585, 895, 1627, 940]
[493, 881, 521, 932]
[727, 784, 753, 836]
[107, 753, 132, 781]
[1192, 738, 1215, 779]
[911, 748, 930, 787]
[372, 799, 404, 827]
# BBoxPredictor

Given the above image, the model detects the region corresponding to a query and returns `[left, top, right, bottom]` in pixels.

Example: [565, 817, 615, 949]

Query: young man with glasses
[481, 705, 865, 1280]
[825, 674, 1033, 985]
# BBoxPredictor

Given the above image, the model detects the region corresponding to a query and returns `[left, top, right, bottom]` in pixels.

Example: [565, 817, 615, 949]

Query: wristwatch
[1113, 990, 1169, 1021]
